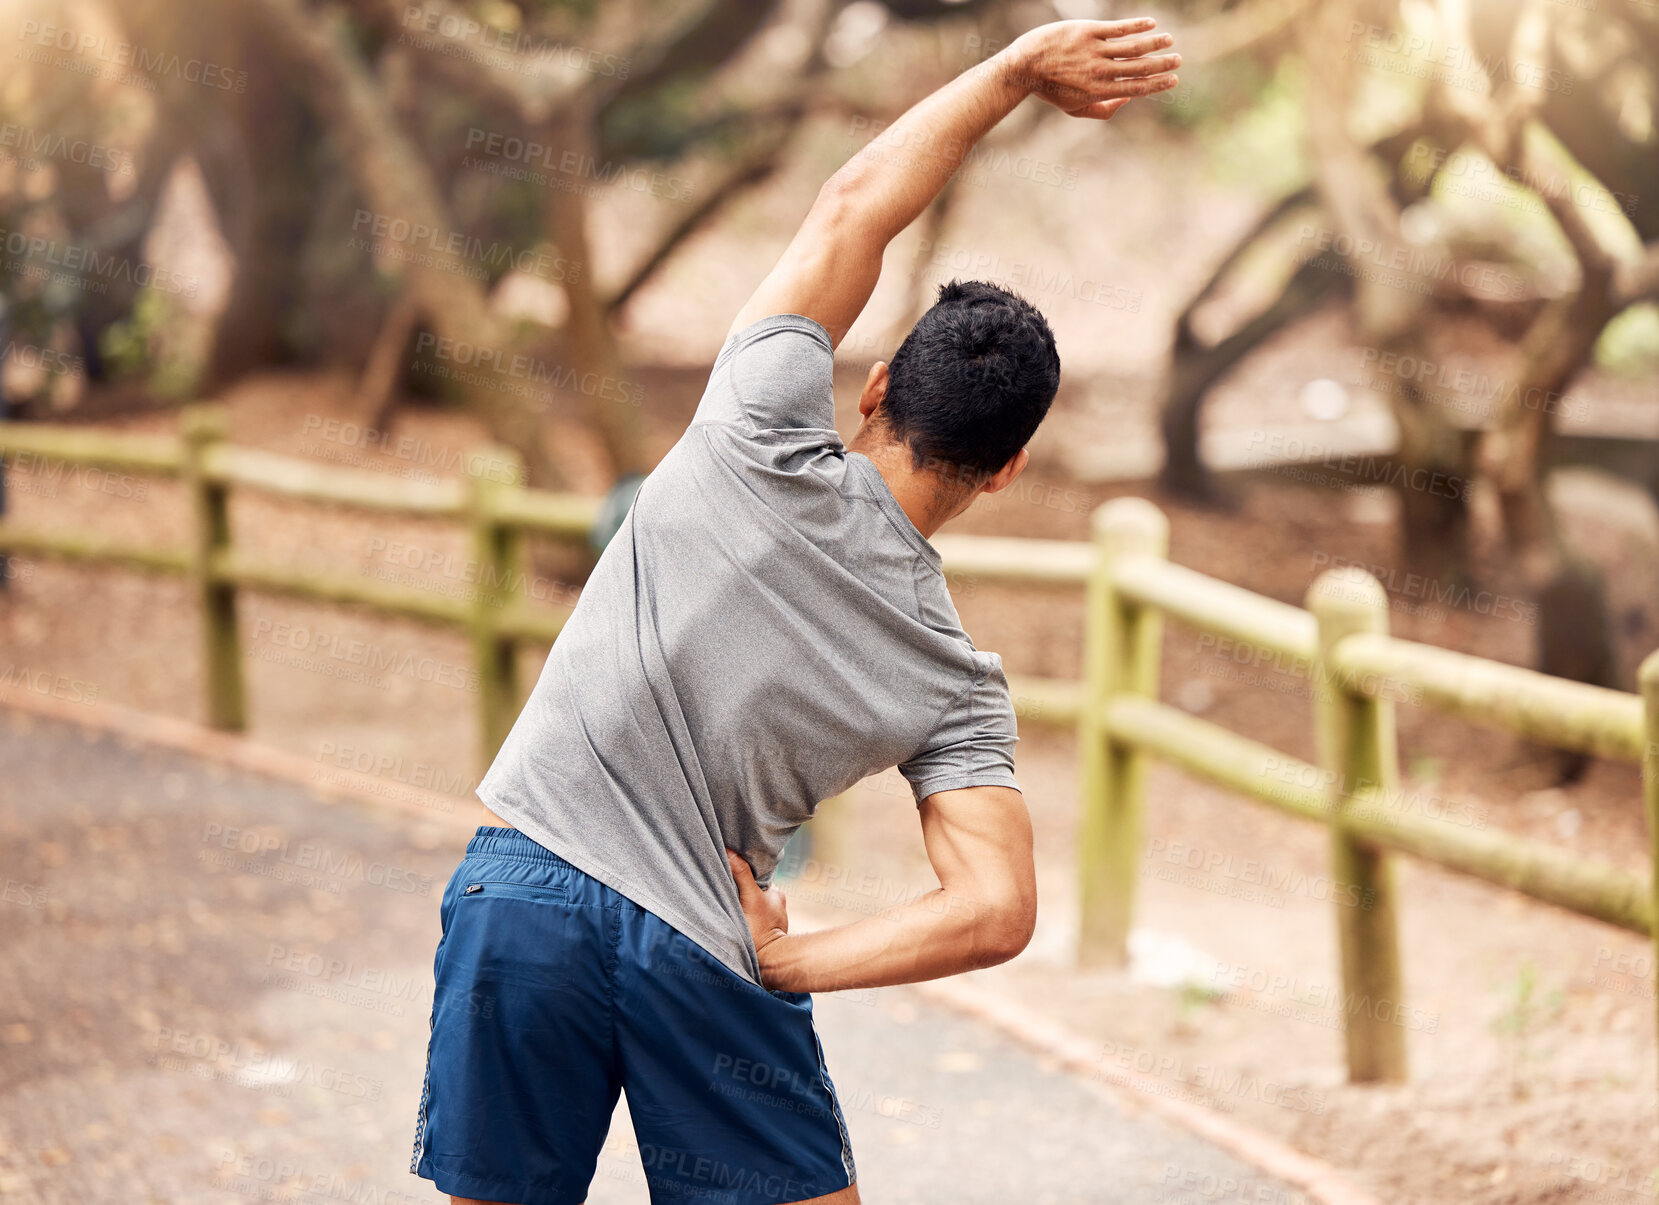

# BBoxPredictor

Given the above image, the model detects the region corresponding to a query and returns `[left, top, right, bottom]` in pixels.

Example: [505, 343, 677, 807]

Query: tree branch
[248, 0, 561, 485]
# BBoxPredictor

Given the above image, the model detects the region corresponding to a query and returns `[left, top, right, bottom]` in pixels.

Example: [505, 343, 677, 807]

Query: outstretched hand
[726, 850, 790, 963]
[1010, 18, 1181, 120]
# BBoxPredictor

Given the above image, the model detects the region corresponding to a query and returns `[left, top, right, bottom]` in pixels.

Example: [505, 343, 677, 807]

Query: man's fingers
[1103, 52, 1182, 80]
[1101, 31, 1175, 59]
[726, 849, 758, 899]
[1089, 17, 1158, 39]
[1093, 73, 1179, 99]
[1070, 97, 1132, 121]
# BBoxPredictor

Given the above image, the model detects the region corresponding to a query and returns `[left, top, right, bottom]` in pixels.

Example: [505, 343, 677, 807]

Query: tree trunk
[246, 0, 561, 487]
[542, 109, 650, 477]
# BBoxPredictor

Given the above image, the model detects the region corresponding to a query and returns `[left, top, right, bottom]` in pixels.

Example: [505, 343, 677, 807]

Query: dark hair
[880, 279, 1061, 479]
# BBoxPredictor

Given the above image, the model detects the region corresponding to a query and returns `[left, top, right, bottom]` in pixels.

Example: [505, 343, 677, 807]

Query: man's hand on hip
[727, 850, 790, 975]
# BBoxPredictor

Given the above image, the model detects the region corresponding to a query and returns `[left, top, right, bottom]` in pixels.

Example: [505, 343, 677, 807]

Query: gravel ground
[0, 708, 1304, 1205]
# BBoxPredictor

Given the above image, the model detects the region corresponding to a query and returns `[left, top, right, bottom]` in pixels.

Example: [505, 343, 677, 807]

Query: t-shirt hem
[724, 312, 832, 354]
[907, 772, 1021, 805]
[475, 787, 764, 986]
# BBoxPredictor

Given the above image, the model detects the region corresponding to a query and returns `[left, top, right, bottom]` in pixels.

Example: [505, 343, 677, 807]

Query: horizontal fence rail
[0, 410, 1091, 762]
[1102, 696, 1652, 935]
[4, 415, 1658, 1091]
[1332, 631, 1647, 763]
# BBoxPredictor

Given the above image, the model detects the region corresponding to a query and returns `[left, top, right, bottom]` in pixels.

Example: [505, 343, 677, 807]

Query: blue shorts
[411, 827, 856, 1205]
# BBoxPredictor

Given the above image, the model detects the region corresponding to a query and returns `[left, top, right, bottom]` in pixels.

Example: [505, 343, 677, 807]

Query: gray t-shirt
[478, 313, 1020, 984]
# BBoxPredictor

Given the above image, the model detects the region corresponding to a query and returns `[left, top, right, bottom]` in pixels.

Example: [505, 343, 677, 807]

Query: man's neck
[850, 439, 950, 540]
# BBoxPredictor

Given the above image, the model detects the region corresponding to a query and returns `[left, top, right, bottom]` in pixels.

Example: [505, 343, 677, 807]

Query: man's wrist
[993, 31, 1039, 97]
[756, 931, 803, 991]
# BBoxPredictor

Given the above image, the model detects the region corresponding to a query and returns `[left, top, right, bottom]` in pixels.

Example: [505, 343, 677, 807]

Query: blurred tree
[0, 0, 998, 486]
[1157, 0, 1659, 718]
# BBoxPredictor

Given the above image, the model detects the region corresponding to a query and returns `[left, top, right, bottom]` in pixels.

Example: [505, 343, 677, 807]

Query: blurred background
[2, 0, 1658, 1201]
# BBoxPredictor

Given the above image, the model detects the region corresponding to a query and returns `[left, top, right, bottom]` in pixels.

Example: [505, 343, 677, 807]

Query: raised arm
[727, 784, 1037, 991]
[727, 19, 1181, 347]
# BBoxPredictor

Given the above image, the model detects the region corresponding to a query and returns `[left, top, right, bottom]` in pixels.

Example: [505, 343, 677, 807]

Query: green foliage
[1197, 57, 1309, 198]
[1177, 979, 1227, 1019]
[1596, 304, 1659, 378]
[98, 289, 204, 402]
[1490, 961, 1564, 1100]
[1407, 754, 1442, 783]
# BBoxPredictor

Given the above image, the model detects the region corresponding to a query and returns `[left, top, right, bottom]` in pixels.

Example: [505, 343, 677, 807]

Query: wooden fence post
[1078, 497, 1168, 966]
[1308, 567, 1407, 1083]
[1638, 649, 1659, 1094]
[181, 404, 244, 731]
[469, 448, 525, 772]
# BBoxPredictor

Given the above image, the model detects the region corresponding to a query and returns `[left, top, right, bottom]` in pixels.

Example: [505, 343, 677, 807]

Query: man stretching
[412, 18, 1179, 1205]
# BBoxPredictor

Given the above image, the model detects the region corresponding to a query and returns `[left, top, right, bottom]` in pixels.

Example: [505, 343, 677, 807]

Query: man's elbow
[971, 893, 1038, 968]
[809, 170, 883, 245]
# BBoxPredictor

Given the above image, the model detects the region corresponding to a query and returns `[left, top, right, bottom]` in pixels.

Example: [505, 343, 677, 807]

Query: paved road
[0, 708, 1306, 1204]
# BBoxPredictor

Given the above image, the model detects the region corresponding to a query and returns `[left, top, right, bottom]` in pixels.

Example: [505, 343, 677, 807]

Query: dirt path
[0, 707, 1307, 1205]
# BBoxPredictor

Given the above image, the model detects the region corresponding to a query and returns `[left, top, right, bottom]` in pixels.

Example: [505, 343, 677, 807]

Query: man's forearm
[759, 883, 1031, 993]
[825, 51, 1031, 247]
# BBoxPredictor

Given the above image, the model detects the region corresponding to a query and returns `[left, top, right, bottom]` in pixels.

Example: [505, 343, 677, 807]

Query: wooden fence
[2, 408, 1654, 1086]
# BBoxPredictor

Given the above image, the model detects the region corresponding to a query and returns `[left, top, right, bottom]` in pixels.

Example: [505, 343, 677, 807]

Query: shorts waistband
[465, 826, 574, 867]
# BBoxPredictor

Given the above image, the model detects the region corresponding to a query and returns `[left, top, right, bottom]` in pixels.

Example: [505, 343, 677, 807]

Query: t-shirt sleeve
[692, 313, 836, 436]
[899, 654, 1021, 804]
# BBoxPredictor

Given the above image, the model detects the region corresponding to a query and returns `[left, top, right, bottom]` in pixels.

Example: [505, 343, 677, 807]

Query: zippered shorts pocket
[460, 880, 568, 904]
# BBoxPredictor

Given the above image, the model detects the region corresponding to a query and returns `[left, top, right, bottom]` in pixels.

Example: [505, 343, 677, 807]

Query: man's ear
[981, 447, 1029, 495]
[857, 361, 889, 419]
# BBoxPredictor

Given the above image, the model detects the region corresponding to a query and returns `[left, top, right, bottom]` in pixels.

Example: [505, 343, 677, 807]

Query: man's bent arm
[727, 20, 1180, 346]
[730, 785, 1037, 992]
